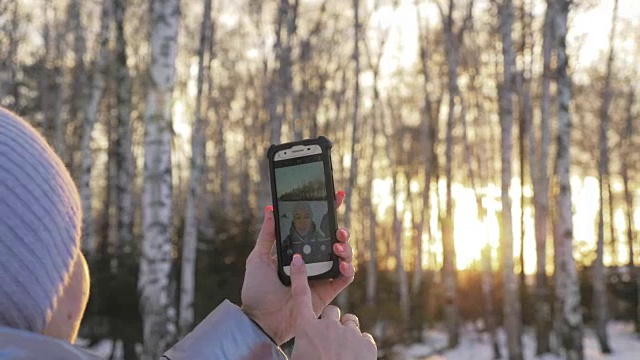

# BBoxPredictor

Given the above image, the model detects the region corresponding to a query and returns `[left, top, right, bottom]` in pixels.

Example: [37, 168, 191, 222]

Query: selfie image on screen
[275, 160, 331, 266]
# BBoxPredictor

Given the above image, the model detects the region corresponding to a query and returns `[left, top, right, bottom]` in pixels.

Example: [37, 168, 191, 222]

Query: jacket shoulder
[0, 326, 103, 360]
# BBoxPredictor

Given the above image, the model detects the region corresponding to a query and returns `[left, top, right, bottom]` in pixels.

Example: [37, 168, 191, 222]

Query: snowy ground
[391, 322, 640, 360]
[80, 322, 640, 359]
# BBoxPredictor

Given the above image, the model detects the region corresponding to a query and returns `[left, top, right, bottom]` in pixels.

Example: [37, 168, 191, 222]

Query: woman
[282, 202, 331, 264]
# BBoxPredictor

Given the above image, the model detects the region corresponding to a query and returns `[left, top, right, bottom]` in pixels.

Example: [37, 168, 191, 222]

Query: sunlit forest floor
[79, 321, 640, 359]
[391, 322, 640, 360]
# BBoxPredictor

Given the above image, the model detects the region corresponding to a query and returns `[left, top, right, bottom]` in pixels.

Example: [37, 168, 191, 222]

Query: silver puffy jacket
[0, 301, 287, 360]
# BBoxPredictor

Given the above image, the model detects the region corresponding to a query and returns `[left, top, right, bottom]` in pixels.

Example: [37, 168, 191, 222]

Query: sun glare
[173, 101, 191, 139]
[370, 173, 634, 274]
[451, 185, 494, 270]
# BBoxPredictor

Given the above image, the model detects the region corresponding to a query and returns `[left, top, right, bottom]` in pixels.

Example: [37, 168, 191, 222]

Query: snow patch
[394, 322, 640, 360]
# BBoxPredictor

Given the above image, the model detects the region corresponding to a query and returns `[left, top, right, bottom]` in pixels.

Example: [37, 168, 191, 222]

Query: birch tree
[79, 0, 111, 253]
[38, 1, 53, 136]
[436, 0, 475, 346]
[553, 0, 584, 358]
[531, 0, 554, 353]
[139, 0, 180, 357]
[295, 0, 329, 139]
[621, 84, 638, 332]
[593, 0, 618, 353]
[179, 0, 212, 337]
[0, 1, 19, 109]
[212, 100, 230, 212]
[366, 119, 378, 307]
[498, 1, 523, 358]
[0, 1, 10, 102]
[386, 98, 410, 326]
[337, 0, 362, 311]
[114, 0, 134, 255]
[270, 0, 296, 144]
[516, 0, 534, 326]
[344, 0, 360, 258]
[258, 0, 297, 213]
[67, 0, 87, 171]
[363, 6, 390, 305]
[482, 244, 501, 359]
[52, 5, 65, 160]
[464, 44, 501, 358]
[414, 0, 434, 299]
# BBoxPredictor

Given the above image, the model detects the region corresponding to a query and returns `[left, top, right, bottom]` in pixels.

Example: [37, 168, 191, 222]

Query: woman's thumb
[253, 205, 276, 256]
[290, 254, 315, 326]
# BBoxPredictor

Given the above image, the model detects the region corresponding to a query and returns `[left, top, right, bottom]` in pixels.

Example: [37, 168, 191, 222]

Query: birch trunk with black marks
[114, 0, 134, 256]
[363, 0, 390, 307]
[0, 1, 20, 110]
[139, 0, 180, 357]
[463, 63, 501, 358]
[67, 0, 87, 173]
[482, 244, 501, 359]
[532, 0, 554, 354]
[392, 162, 410, 325]
[337, 0, 362, 311]
[381, 94, 409, 326]
[344, 0, 360, 251]
[620, 85, 638, 332]
[52, 5, 65, 160]
[80, 0, 111, 253]
[498, 1, 523, 358]
[38, 1, 53, 136]
[516, 0, 534, 327]
[594, 0, 618, 353]
[553, 1, 584, 357]
[438, 0, 469, 346]
[179, 0, 211, 337]
[259, 0, 294, 213]
[413, 1, 433, 299]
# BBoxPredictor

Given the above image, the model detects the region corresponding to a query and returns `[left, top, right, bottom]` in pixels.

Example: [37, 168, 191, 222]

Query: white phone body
[275, 144, 333, 277]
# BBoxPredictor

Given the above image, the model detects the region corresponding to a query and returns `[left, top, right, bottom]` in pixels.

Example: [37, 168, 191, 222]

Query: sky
[274, 161, 326, 196]
[368, 0, 640, 79]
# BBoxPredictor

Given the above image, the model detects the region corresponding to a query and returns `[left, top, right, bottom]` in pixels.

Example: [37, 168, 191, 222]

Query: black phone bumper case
[267, 136, 340, 286]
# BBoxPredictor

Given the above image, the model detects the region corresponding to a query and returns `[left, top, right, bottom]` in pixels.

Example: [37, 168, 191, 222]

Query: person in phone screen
[282, 201, 330, 264]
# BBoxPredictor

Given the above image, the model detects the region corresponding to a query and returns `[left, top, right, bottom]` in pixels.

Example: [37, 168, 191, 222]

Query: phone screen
[274, 153, 333, 268]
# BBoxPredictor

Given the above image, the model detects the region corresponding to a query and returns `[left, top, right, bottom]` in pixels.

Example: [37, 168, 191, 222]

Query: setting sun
[370, 174, 635, 274]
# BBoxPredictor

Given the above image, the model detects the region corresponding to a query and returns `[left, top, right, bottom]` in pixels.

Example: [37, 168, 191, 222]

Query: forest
[0, 0, 638, 359]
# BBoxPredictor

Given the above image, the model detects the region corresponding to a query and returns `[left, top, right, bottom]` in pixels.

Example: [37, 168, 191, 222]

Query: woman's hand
[289, 254, 376, 360]
[241, 191, 355, 345]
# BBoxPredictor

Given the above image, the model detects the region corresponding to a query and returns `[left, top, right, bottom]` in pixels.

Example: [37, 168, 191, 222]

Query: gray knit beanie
[0, 108, 82, 333]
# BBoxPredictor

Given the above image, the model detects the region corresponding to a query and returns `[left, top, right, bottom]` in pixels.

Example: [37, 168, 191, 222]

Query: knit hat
[0, 108, 82, 333]
[293, 201, 313, 217]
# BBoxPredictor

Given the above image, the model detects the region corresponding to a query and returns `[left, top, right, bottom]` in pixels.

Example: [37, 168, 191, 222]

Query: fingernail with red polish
[337, 190, 345, 198]
[336, 244, 345, 253]
[292, 254, 303, 267]
[265, 205, 273, 213]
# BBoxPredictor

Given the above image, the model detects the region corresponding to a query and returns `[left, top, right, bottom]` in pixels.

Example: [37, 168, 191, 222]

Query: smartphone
[267, 136, 340, 286]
